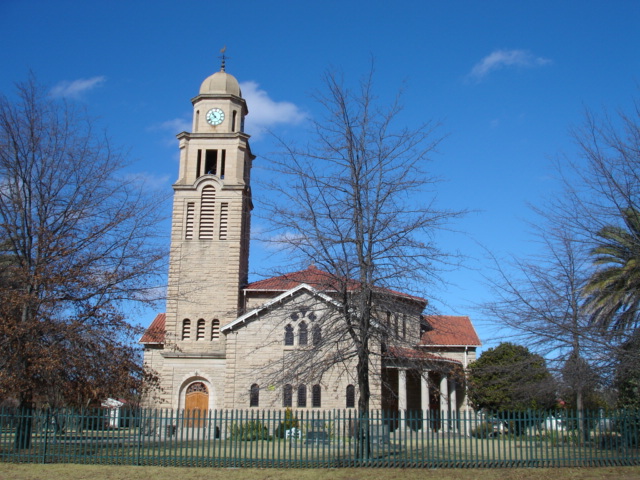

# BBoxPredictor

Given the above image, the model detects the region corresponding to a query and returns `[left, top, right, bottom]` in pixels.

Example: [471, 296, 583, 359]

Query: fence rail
[0, 408, 638, 468]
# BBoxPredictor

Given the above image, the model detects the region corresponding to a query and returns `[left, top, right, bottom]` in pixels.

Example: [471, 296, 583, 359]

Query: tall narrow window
[196, 149, 202, 178]
[312, 384, 321, 408]
[211, 319, 220, 340]
[283, 384, 292, 407]
[185, 202, 195, 239]
[346, 385, 355, 408]
[250, 384, 259, 407]
[199, 186, 216, 239]
[402, 314, 407, 339]
[284, 325, 294, 346]
[232, 111, 237, 132]
[182, 319, 191, 340]
[196, 319, 205, 340]
[312, 325, 321, 346]
[219, 203, 228, 240]
[205, 149, 217, 175]
[297, 385, 307, 407]
[220, 150, 226, 178]
[299, 322, 308, 346]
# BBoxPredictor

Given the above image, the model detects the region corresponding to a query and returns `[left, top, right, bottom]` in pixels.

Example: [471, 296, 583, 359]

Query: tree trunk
[357, 344, 371, 458]
[14, 400, 34, 450]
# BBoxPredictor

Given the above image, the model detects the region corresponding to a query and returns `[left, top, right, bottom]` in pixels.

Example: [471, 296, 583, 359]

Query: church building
[140, 63, 481, 422]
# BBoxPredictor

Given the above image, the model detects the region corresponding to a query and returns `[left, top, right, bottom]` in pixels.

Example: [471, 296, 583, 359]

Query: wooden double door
[185, 382, 208, 427]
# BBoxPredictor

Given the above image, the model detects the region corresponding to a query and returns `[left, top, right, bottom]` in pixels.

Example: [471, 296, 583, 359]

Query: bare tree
[481, 223, 603, 411]
[482, 95, 640, 415]
[260, 67, 464, 413]
[0, 76, 166, 447]
[555, 99, 640, 336]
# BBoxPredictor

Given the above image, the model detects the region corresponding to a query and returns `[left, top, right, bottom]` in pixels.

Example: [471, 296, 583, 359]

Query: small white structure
[101, 398, 125, 428]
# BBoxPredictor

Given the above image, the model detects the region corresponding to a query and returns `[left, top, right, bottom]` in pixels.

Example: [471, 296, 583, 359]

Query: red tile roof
[245, 265, 343, 291]
[419, 315, 481, 347]
[139, 313, 165, 344]
[386, 346, 462, 365]
[245, 265, 426, 304]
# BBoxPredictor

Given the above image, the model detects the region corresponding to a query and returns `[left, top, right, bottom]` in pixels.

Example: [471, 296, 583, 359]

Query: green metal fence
[0, 408, 638, 467]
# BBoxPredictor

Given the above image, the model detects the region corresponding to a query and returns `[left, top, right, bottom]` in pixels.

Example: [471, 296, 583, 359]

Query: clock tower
[164, 61, 254, 355]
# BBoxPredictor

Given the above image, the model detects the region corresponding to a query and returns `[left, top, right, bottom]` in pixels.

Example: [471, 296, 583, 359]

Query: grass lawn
[1, 464, 640, 480]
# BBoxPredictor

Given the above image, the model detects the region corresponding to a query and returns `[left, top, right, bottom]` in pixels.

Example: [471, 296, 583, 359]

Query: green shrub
[471, 422, 497, 438]
[274, 408, 299, 439]
[230, 420, 271, 441]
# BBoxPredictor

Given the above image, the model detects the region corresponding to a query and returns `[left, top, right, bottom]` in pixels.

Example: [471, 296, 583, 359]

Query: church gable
[223, 283, 339, 334]
[223, 285, 349, 409]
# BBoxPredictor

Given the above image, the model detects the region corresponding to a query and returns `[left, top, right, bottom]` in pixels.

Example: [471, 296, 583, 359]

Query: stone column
[449, 378, 457, 432]
[440, 374, 449, 432]
[398, 368, 407, 429]
[421, 371, 430, 432]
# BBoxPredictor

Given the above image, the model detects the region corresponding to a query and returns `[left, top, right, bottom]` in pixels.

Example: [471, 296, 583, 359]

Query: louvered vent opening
[196, 319, 205, 340]
[185, 202, 195, 239]
[211, 319, 220, 340]
[182, 319, 191, 340]
[219, 202, 228, 240]
[199, 186, 216, 239]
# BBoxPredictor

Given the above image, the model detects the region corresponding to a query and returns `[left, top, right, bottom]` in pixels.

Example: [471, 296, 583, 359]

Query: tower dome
[199, 70, 242, 97]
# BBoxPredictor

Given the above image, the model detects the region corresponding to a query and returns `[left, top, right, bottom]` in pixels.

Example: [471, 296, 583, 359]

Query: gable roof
[139, 313, 166, 344]
[222, 283, 340, 333]
[245, 265, 426, 305]
[419, 315, 481, 347]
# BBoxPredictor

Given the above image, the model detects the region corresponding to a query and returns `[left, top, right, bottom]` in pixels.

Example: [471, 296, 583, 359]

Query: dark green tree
[468, 342, 557, 412]
[613, 330, 640, 410]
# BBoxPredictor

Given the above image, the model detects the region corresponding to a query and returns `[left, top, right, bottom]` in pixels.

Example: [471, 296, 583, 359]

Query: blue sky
[1, 1, 639, 350]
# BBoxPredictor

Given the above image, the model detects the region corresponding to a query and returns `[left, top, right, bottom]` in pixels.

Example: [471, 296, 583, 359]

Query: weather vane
[219, 46, 227, 72]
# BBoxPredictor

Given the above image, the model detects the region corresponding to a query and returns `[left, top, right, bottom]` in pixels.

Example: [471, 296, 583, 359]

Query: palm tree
[583, 207, 640, 333]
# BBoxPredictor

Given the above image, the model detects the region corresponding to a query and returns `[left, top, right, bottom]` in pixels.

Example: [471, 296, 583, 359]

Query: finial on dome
[219, 45, 227, 72]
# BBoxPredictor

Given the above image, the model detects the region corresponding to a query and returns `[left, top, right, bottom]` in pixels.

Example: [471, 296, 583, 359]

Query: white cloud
[50, 76, 106, 98]
[154, 118, 191, 133]
[240, 81, 306, 138]
[468, 49, 551, 81]
[149, 117, 192, 147]
[124, 172, 171, 190]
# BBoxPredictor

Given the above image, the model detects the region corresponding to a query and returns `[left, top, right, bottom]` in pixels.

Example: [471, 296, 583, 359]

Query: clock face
[206, 108, 225, 126]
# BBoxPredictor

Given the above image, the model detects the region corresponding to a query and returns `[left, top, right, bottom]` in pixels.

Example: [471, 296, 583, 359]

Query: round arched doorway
[185, 382, 209, 427]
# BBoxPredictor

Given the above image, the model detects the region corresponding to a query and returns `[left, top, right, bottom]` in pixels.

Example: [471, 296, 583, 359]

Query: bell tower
[164, 60, 254, 353]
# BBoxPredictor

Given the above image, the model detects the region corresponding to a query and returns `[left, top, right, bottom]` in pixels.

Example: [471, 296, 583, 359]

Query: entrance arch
[185, 382, 209, 427]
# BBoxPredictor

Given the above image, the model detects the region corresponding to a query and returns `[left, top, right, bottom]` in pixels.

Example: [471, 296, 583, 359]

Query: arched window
[232, 110, 237, 132]
[211, 319, 220, 340]
[312, 325, 321, 345]
[284, 324, 294, 346]
[312, 384, 321, 408]
[346, 385, 355, 408]
[196, 319, 205, 340]
[297, 385, 307, 408]
[250, 384, 259, 407]
[299, 322, 308, 346]
[283, 384, 292, 407]
[182, 319, 191, 340]
[187, 382, 208, 395]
